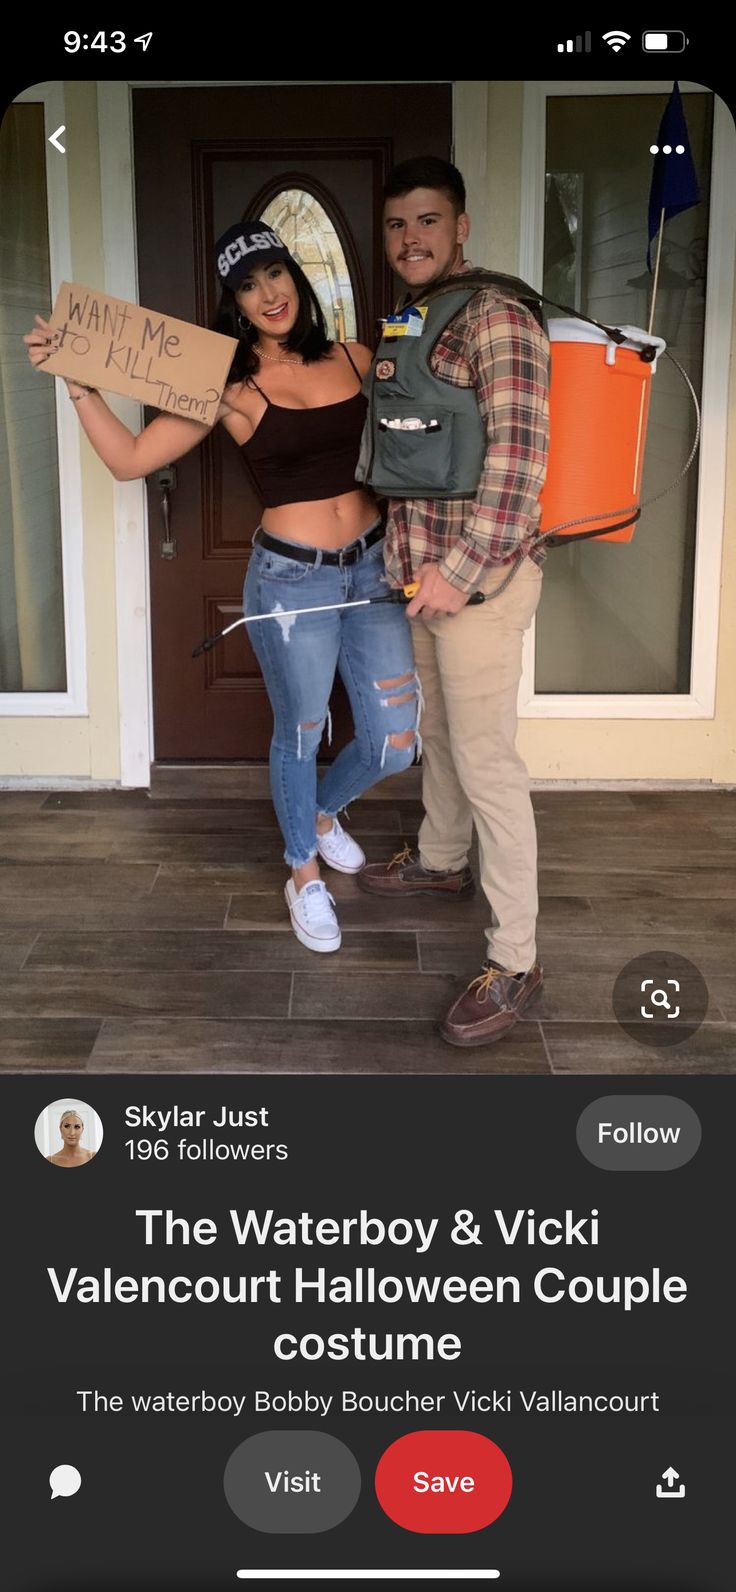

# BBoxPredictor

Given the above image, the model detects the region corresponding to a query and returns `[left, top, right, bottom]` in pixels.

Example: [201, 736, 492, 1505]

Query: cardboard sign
[43, 282, 238, 427]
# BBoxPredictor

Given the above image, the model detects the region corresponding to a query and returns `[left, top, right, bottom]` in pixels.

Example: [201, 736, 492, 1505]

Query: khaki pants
[410, 560, 543, 973]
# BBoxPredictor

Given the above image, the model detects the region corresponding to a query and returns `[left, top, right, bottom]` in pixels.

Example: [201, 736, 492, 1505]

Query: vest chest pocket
[374, 405, 456, 493]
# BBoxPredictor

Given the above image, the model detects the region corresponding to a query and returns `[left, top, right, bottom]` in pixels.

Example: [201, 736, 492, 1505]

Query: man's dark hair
[383, 157, 466, 216]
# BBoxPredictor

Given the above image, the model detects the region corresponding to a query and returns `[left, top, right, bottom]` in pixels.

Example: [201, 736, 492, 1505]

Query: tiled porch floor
[1, 787, 734, 1073]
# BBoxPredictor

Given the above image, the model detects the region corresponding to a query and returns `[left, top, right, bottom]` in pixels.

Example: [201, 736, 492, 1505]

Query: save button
[375, 1430, 512, 1533]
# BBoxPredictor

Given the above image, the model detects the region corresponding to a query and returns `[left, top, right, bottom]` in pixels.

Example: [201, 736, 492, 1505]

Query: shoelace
[322, 819, 351, 856]
[300, 882, 337, 923]
[467, 965, 508, 1003]
[387, 843, 414, 871]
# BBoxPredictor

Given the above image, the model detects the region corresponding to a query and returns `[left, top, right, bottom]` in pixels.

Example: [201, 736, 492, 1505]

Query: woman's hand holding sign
[24, 310, 217, 480]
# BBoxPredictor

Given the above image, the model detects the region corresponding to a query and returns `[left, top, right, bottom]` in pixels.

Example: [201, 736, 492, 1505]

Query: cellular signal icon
[602, 29, 632, 51]
[557, 31, 592, 52]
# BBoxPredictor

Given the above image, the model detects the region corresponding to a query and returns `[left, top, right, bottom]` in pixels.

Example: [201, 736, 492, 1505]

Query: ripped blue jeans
[243, 527, 419, 868]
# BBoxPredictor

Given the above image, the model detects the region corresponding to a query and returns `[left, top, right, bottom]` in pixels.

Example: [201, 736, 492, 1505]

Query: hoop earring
[237, 312, 251, 334]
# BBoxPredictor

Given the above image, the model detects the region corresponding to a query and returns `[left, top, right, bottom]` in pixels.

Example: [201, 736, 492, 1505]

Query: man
[357, 157, 550, 1046]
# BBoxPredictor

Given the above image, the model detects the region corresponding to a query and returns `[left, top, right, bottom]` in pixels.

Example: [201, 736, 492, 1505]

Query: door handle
[156, 465, 177, 559]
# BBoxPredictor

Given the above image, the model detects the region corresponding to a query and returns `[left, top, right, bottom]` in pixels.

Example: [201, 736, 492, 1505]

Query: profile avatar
[47, 1111, 97, 1168]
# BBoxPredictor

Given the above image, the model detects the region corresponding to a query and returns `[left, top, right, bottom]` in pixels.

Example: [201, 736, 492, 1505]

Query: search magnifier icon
[650, 988, 672, 1011]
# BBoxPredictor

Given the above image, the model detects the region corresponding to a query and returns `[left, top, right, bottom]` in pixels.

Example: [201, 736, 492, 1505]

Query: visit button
[375, 1430, 512, 1534]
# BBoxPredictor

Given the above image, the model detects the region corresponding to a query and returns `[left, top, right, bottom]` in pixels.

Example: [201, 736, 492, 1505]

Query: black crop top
[240, 345, 367, 508]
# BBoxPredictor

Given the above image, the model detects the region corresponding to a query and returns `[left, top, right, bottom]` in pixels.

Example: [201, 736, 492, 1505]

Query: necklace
[256, 345, 303, 365]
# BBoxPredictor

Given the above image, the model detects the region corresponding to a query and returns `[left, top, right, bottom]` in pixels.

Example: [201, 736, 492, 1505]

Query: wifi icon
[603, 29, 631, 51]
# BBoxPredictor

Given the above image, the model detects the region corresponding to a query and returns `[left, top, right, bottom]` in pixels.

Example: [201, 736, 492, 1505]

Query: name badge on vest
[381, 305, 428, 338]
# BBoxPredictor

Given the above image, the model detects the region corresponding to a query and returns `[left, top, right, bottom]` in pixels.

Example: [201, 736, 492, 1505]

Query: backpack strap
[405, 270, 639, 348]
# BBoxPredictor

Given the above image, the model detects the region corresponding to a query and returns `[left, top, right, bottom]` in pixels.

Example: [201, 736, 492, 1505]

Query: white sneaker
[316, 817, 366, 875]
[284, 878, 342, 954]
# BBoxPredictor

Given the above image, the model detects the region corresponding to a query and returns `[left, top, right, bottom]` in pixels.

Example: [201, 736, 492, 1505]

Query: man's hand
[405, 563, 470, 621]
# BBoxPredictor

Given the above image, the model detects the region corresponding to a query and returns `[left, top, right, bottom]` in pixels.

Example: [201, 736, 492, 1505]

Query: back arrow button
[49, 126, 66, 154]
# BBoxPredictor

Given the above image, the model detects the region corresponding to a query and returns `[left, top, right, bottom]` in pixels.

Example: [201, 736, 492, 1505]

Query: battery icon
[643, 30, 688, 51]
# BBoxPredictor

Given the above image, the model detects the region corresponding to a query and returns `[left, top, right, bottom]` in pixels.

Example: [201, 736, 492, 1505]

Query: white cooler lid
[548, 317, 666, 369]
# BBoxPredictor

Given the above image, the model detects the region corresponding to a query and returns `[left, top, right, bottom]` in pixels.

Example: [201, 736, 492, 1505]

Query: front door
[132, 84, 452, 759]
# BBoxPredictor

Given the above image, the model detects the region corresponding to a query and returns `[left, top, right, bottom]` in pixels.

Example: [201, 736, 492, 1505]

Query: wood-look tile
[89, 1017, 550, 1072]
[0, 793, 47, 811]
[0, 812, 97, 833]
[537, 842, 729, 871]
[696, 818, 736, 838]
[532, 791, 638, 812]
[626, 791, 736, 815]
[0, 1019, 99, 1069]
[536, 934, 736, 976]
[116, 837, 405, 877]
[148, 765, 421, 801]
[419, 933, 736, 978]
[108, 833, 283, 864]
[0, 788, 732, 1074]
[396, 801, 428, 830]
[705, 978, 736, 1021]
[26, 929, 420, 973]
[90, 809, 281, 835]
[151, 865, 291, 895]
[536, 814, 695, 839]
[590, 899, 736, 936]
[321, 804, 404, 832]
[0, 932, 39, 973]
[538, 897, 600, 933]
[0, 837, 116, 862]
[146, 799, 279, 820]
[138, 795, 397, 825]
[227, 889, 485, 931]
[100, 808, 399, 846]
[147, 768, 266, 800]
[0, 862, 159, 897]
[347, 768, 422, 800]
[0, 892, 231, 930]
[291, 972, 456, 1020]
[539, 869, 736, 898]
[418, 936, 507, 975]
[41, 790, 153, 809]
[0, 972, 291, 1019]
[226, 889, 597, 934]
[544, 1021, 736, 1073]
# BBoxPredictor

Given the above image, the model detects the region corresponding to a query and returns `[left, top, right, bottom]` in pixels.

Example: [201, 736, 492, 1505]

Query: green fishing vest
[355, 287, 489, 498]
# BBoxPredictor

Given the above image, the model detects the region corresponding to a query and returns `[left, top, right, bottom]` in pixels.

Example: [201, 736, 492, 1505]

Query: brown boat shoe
[357, 844, 475, 898]
[440, 960, 543, 1047]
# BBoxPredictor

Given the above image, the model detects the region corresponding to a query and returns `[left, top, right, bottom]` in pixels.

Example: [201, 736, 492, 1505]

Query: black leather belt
[253, 523, 385, 567]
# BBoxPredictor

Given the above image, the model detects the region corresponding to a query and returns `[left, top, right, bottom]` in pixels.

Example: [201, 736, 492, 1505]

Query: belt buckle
[338, 543, 358, 568]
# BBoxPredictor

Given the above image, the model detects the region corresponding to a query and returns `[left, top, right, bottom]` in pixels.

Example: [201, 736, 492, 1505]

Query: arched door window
[260, 187, 358, 343]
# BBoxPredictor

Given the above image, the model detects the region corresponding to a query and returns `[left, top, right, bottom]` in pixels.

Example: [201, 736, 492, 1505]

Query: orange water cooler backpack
[540, 319, 667, 545]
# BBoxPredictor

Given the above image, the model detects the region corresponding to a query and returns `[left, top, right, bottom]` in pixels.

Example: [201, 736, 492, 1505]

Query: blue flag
[648, 82, 701, 269]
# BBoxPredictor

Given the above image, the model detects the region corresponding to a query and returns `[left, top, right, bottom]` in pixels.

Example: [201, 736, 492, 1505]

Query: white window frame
[3, 82, 88, 715]
[518, 80, 735, 720]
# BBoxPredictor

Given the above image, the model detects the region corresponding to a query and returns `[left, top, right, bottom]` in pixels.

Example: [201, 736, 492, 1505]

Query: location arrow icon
[48, 126, 66, 154]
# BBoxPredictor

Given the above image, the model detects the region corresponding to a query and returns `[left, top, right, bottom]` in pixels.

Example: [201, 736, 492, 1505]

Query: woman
[26, 221, 419, 954]
[47, 1111, 96, 1167]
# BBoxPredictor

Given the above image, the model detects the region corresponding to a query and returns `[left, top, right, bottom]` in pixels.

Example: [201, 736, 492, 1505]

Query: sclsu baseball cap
[215, 222, 291, 291]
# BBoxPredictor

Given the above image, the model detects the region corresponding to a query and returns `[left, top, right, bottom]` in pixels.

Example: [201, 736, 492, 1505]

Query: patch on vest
[375, 359, 396, 381]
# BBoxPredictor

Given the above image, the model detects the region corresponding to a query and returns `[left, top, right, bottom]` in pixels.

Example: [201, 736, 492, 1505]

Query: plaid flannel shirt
[383, 265, 550, 593]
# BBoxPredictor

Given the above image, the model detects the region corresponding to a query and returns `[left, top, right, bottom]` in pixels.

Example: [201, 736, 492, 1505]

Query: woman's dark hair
[213, 256, 332, 382]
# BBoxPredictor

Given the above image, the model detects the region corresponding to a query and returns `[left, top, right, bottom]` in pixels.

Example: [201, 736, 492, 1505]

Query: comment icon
[50, 1464, 81, 1500]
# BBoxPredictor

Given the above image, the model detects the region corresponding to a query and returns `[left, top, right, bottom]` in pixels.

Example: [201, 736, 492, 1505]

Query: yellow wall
[2, 80, 734, 783]
[1, 81, 121, 781]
